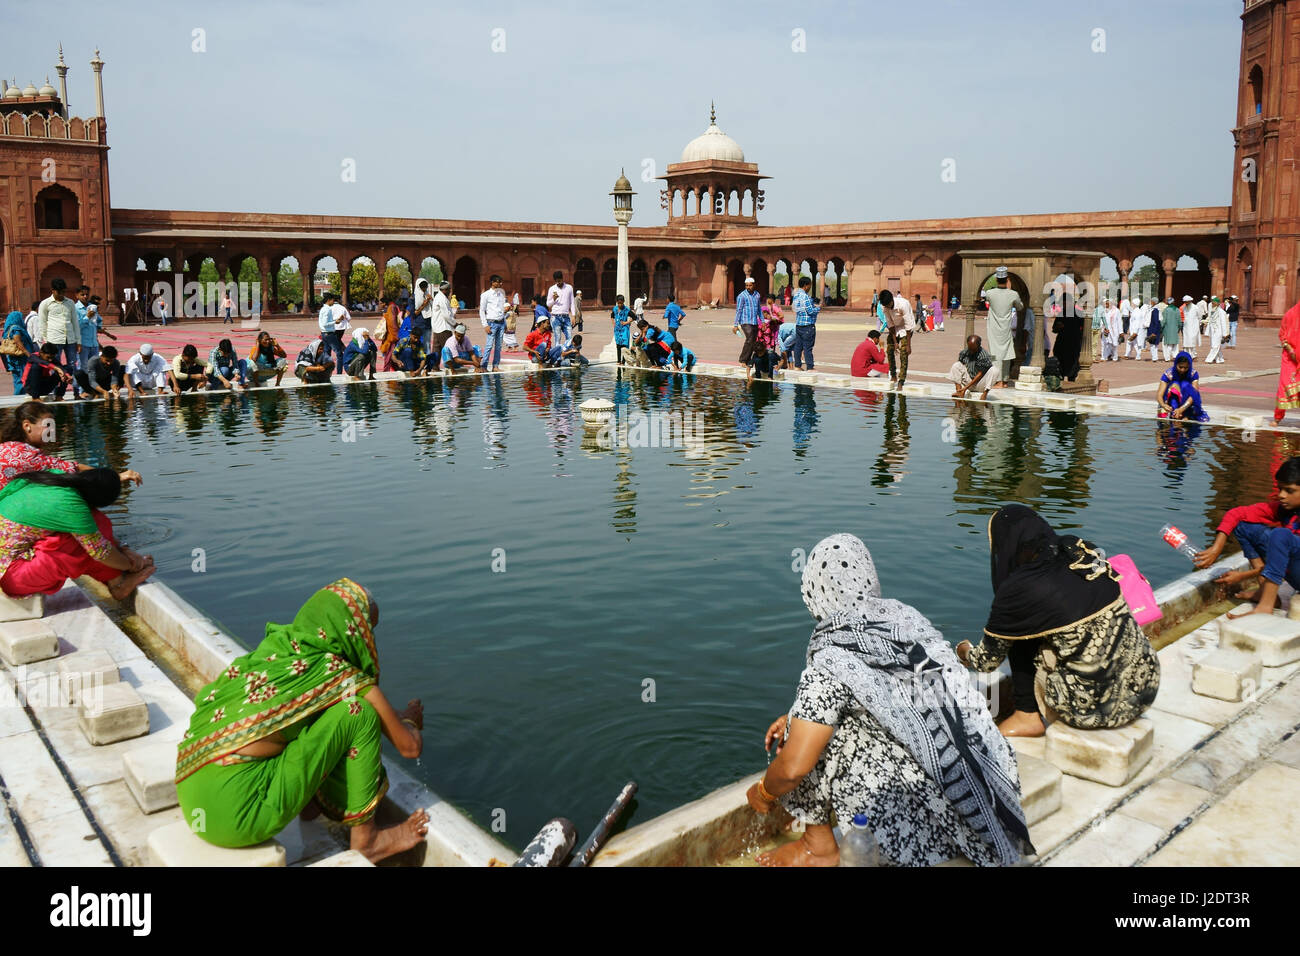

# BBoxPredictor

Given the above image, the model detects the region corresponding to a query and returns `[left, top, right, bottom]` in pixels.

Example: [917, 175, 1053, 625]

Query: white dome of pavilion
[680, 106, 744, 163]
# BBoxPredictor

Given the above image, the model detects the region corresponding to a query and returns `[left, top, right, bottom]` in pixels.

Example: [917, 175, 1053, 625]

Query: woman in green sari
[176, 578, 429, 862]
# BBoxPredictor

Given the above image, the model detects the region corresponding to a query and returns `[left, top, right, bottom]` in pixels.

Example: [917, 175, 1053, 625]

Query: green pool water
[46, 368, 1284, 846]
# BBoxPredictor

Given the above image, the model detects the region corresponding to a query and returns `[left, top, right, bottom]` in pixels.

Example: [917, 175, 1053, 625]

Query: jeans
[320, 331, 347, 374]
[22, 369, 68, 400]
[1234, 522, 1300, 589]
[80, 344, 99, 370]
[224, 308, 233, 324]
[208, 360, 249, 387]
[551, 314, 571, 347]
[793, 325, 816, 369]
[484, 321, 505, 369]
[1229, 321, 1238, 347]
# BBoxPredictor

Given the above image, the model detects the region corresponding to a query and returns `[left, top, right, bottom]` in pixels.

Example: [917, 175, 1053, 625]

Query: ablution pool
[44, 367, 1285, 844]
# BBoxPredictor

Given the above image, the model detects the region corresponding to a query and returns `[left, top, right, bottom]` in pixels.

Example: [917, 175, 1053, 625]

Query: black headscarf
[985, 505, 1120, 640]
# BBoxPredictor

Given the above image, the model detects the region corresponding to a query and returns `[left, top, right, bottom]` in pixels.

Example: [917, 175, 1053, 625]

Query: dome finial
[710, 100, 715, 125]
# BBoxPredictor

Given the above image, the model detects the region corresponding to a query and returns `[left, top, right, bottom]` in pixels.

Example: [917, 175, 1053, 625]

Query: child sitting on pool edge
[1195, 455, 1300, 617]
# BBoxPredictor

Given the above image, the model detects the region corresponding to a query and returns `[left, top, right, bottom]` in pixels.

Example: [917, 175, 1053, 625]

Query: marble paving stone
[1117, 778, 1212, 831]
[306, 850, 374, 867]
[40, 703, 184, 790]
[1146, 763, 1300, 866]
[277, 817, 346, 866]
[0, 671, 35, 739]
[1008, 735, 1046, 761]
[0, 810, 31, 867]
[1045, 812, 1166, 867]
[1170, 697, 1300, 793]
[1269, 732, 1300, 770]
[26, 807, 113, 867]
[81, 780, 185, 868]
[1018, 754, 1063, 826]
[0, 729, 83, 826]
[1218, 614, 1300, 667]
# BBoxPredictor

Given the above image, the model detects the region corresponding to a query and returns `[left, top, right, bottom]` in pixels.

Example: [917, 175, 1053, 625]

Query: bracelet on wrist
[756, 777, 777, 803]
[401, 717, 420, 731]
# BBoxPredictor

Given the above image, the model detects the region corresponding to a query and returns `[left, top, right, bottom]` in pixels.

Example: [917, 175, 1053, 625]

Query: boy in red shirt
[523, 316, 553, 366]
[1196, 456, 1300, 616]
[850, 330, 889, 377]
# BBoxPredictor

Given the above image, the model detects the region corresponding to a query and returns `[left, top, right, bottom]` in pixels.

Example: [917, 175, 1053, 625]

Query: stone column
[1076, 260, 1097, 385]
[301, 254, 312, 313]
[258, 257, 272, 315]
[1162, 257, 1177, 302]
[843, 260, 853, 310]
[340, 264, 350, 306]
[1119, 258, 1132, 303]
[815, 260, 825, 301]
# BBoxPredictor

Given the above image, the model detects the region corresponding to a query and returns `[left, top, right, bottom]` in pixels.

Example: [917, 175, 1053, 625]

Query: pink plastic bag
[1110, 554, 1162, 626]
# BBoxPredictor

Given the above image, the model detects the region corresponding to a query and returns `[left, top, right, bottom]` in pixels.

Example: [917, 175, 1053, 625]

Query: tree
[384, 261, 412, 299]
[1129, 264, 1161, 304]
[328, 262, 379, 304]
[419, 260, 443, 284]
[277, 262, 302, 308]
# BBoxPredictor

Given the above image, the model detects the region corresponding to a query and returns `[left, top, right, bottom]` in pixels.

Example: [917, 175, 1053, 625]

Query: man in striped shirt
[791, 277, 820, 370]
[733, 275, 763, 364]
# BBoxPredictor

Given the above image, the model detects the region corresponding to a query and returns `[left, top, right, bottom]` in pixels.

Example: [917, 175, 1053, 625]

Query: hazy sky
[6, 0, 1242, 227]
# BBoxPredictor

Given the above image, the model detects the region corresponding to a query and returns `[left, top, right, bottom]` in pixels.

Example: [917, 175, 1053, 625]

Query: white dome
[680, 117, 744, 163]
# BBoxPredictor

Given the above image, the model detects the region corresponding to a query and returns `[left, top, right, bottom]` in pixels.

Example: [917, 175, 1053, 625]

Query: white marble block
[78, 681, 149, 745]
[0, 619, 59, 666]
[307, 850, 374, 867]
[1017, 753, 1064, 826]
[147, 821, 285, 867]
[57, 650, 121, 706]
[1044, 718, 1154, 786]
[1192, 648, 1263, 702]
[1014, 381, 1046, 391]
[123, 740, 180, 813]
[0, 593, 44, 622]
[1219, 614, 1300, 667]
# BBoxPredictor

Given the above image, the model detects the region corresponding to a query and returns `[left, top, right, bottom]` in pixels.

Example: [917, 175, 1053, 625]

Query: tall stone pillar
[815, 260, 825, 301]
[843, 260, 853, 310]
[1162, 257, 1177, 302]
[616, 221, 630, 302]
[1119, 258, 1132, 303]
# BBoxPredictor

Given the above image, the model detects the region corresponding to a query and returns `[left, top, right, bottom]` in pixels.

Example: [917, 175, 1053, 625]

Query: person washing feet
[957, 505, 1160, 738]
[1196, 456, 1300, 617]
[748, 533, 1032, 867]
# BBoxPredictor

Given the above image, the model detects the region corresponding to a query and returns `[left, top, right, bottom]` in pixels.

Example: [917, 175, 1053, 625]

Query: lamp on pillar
[611, 169, 635, 302]
[89, 48, 105, 120]
[55, 45, 68, 119]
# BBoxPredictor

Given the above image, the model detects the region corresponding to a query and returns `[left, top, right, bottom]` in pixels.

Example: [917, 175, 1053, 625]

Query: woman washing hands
[745, 533, 1031, 867]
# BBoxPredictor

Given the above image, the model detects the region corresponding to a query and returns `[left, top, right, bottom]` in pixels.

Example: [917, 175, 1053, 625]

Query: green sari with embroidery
[176, 578, 390, 846]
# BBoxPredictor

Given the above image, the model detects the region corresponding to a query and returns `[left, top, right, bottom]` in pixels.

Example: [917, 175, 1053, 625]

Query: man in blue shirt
[663, 294, 686, 334]
[791, 276, 821, 370]
[776, 319, 798, 370]
[637, 320, 673, 366]
[733, 275, 763, 364]
[669, 341, 696, 371]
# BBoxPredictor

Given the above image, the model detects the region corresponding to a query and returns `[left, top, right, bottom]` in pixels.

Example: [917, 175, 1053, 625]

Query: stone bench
[0, 593, 43, 622]
[0, 618, 59, 666]
[123, 740, 180, 813]
[78, 681, 149, 745]
[1219, 614, 1300, 667]
[1016, 753, 1063, 826]
[57, 650, 121, 706]
[1044, 718, 1154, 787]
[1192, 648, 1262, 702]
[147, 821, 285, 867]
[307, 850, 373, 867]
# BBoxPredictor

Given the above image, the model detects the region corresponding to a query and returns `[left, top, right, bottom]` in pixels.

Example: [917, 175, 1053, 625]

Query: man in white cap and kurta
[125, 342, 171, 396]
[1125, 296, 1149, 359]
[1180, 294, 1200, 356]
[982, 266, 1022, 388]
[1204, 296, 1229, 364]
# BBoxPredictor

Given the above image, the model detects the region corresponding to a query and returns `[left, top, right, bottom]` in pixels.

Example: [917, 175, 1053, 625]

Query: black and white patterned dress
[781, 666, 1005, 867]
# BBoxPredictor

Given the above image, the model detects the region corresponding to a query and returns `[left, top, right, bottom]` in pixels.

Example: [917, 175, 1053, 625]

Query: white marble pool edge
[130, 578, 517, 867]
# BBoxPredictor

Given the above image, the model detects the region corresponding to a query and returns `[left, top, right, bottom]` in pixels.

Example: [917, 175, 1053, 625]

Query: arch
[630, 258, 649, 304]
[574, 257, 598, 300]
[652, 259, 674, 301]
[727, 259, 746, 303]
[1171, 252, 1210, 302]
[1099, 255, 1121, 304]
[383, 255, 413, 301]
[417, 255, 445, 286]
[1248, 64, 1264, 120]
[39, 259, 84, 295]
[600, 257, 618, 306]
[451, 255, 479, 302]
[34, 183, 79, 230]
[1127, 253, 1163, 306]
[750, 258, 770, 299]
[272, 255, 302, 312]
[773, 258, 793, 300]
[1235, 245, 1254, 308]
[979, 270, 1031, 308]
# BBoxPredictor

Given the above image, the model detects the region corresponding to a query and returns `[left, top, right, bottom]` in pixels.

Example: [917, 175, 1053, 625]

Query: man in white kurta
[1125, 298, 1148, 359]
[1102, 300, 1123, 361]
[1180, 295, 1200, 356]
[1204, 297, 1229, 364]
[982, 267, 1023, 387]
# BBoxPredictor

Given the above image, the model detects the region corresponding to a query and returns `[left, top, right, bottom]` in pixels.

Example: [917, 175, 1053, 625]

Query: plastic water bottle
[1160, 524, 1199, 561]
[838, 813, 879, 867]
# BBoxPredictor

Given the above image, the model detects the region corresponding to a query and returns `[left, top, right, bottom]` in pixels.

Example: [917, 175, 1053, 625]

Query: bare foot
[998, 709, 1045, 738]
[352, 808, 429, 863]
[108, 562, 156, 600]
[1226, 604, 1260, 620]
[757, 834, 839, 867]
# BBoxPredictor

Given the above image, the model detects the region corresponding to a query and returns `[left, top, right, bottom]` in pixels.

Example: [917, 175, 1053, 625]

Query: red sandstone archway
[652, 259, 673, 301]
[600, 258, 617, 306]
[750, 258, 770, 299]
[726, 259, 745, 302]
[39, 259, 83, 296]
[575, 258, 598, 300]
[451, 256, 479, 304]
[630, 258, 649, 305]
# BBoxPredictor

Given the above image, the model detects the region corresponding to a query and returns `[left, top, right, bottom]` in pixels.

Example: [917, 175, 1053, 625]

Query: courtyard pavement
[11, 307, 1289, 419]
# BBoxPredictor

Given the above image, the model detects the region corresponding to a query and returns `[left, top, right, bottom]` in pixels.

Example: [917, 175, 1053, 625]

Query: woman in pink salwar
[1276, 301, 1300, 424]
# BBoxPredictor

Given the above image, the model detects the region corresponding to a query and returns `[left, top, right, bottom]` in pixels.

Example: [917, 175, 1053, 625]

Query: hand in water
[764, 714, 788, 754]
[402, 699, 424, 731]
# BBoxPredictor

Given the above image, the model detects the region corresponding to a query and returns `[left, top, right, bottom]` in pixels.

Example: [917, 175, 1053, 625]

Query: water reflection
[873, 393, 910, 487]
